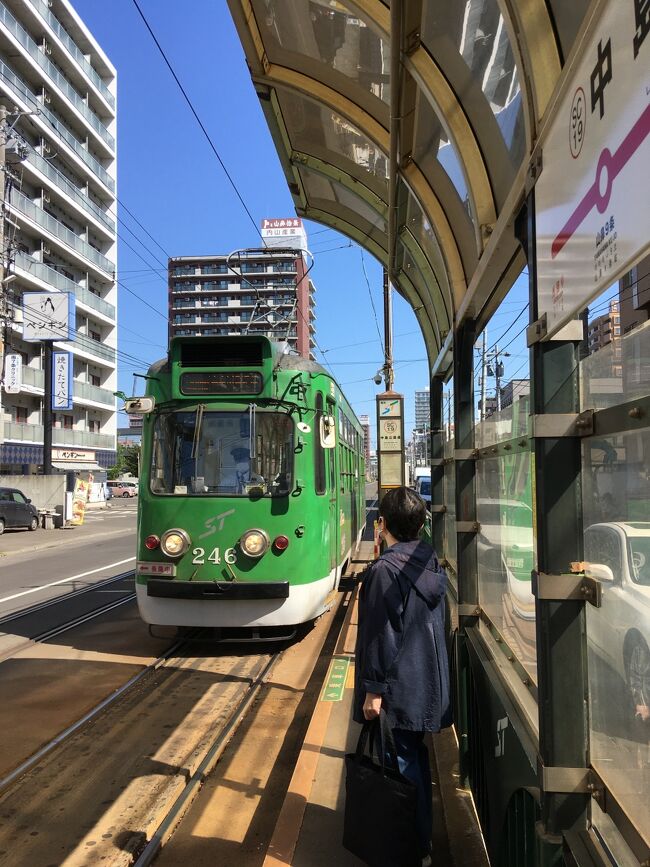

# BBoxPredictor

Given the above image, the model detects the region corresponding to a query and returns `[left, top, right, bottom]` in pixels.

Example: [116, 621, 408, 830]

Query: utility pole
[382, 267, 394, 391]
[480, 328, 487, 421]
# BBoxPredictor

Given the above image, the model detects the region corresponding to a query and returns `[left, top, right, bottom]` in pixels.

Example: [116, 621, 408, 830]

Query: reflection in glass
[476, 452, 536, 680]
[421, 0, 526, 168]
[583, 428, 650, 847]
[299, 169, 387, 233]
[413, 98, 471, 216]
[254, 0, 389, 103]
[277, 92, 388, 184]
[581, 318, 650, 411]
[151, 410, 294, 497]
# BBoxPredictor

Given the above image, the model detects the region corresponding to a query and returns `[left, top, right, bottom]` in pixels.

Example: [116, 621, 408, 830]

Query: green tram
[133, 335, 365, 633]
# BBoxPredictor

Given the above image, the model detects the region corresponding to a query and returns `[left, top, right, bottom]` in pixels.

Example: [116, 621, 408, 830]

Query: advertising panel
[3, 353, 22, 394]
[52, 351, 73, 410]
[261, 217, 308, 252]
[22, 292, 75, 341]
[535, 0, 650, 337]
[70, 475, 92, 526]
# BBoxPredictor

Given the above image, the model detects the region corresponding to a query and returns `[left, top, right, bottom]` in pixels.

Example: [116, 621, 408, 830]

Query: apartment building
[414, 387, 430, 430]
[0, 0, 117, 473]
[168, 249, 316, 359]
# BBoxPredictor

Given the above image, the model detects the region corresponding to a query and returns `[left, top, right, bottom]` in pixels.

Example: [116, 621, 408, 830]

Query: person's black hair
[379, 487, 426, 542]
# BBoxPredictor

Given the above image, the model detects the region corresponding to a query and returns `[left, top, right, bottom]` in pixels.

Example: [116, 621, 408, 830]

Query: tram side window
[314, 393, 326, 495]
[327, 403, 337, 493]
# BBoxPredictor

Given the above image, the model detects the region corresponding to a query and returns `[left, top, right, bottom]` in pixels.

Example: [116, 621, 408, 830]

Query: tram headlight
[160, 528, 191, 558]
[240, 528, 270, 558]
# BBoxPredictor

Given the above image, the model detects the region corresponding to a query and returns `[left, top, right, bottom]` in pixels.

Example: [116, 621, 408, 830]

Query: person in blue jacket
[354, 486, 451, 863]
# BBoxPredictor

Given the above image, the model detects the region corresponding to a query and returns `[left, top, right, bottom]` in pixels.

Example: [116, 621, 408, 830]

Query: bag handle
[355, 710, 400, 775]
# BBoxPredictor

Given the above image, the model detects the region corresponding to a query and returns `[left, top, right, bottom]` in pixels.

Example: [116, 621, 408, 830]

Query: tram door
[327, 400, 339, 586]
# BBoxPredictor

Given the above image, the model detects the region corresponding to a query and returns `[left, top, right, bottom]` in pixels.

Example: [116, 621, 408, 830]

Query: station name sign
[535, 0, 649, 337]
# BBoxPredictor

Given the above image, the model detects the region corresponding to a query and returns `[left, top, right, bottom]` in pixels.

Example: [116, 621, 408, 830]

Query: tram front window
[150, 410, 294, 496]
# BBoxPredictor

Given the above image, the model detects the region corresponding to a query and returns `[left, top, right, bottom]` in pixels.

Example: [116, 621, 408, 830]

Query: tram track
[0, 570, 137, 664]
[0, 638, 282, 867]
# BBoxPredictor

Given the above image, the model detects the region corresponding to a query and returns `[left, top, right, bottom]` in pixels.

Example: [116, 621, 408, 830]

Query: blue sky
[74, 0, 531, 439]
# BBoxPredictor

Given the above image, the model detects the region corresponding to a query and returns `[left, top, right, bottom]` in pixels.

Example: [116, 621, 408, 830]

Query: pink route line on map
[551, 102, 650, 259]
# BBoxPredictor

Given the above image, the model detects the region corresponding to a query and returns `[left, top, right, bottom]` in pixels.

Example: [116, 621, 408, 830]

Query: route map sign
[536, 0, 649, 337]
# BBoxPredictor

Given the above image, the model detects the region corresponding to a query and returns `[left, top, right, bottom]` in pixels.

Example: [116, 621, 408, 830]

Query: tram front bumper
[146, 579, 290, 600]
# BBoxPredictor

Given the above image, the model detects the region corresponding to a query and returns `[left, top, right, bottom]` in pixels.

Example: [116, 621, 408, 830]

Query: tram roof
[226, 0, 595, 375]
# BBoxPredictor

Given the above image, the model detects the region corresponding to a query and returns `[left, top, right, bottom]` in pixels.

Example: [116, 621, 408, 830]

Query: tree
[108, 443, 140, 479]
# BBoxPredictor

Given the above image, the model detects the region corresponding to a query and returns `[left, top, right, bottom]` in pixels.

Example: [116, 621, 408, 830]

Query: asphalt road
[0, 500, 137, 619]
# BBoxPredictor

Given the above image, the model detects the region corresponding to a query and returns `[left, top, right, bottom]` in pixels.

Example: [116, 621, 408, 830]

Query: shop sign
[52, 352, 72, 410]
[22, 292, 75, 341]
[3, 353, 22, 394]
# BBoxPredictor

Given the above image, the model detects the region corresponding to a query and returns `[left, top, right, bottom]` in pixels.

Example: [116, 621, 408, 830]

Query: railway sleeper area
[0, 535, 486, 867]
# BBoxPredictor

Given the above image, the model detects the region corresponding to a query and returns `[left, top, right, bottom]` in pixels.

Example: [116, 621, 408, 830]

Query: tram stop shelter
[227, 1, 650, 865]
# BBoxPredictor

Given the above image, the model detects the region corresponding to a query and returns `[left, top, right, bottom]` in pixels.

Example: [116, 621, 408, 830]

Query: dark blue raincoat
[353, 540, 452, 732]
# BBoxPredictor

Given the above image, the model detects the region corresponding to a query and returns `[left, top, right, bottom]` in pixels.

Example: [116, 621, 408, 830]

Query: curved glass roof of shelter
[228, 0, 595, 372]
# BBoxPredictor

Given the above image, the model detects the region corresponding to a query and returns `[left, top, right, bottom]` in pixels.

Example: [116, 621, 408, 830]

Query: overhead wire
[131, 0, 262, 240]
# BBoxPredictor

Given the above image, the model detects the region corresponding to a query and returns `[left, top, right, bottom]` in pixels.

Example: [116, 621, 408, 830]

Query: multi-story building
[619, 254, 650, 335]
[359, 414, 371, 475]
[588, 299, 621, 376]
[500, 379, 530, 410]
[414, 387, 430, 430]
[168, 249, 316, 358]
[0, 0, 117, 473]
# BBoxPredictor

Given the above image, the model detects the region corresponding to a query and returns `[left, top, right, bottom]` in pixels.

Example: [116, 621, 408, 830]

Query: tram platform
[262, 544, 489, 867]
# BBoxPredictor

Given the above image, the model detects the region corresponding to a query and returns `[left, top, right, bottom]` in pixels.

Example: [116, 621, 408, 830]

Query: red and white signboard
[536, 0, 650, 337]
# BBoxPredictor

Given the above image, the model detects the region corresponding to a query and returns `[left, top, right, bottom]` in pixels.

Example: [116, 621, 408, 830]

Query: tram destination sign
[535, 0, 649, 337]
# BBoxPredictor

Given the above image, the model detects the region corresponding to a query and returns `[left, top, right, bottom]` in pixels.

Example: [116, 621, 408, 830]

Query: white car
[584, 522, 650, 713]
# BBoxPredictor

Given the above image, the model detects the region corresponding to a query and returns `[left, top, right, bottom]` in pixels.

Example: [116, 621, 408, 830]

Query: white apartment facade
[0, 0, 117, 473]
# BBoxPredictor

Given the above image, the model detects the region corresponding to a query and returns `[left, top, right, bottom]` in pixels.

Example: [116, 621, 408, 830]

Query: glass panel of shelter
[276, 91, 389, 188]
[579, 276, 650, 853]
[252, 0, 390, 105]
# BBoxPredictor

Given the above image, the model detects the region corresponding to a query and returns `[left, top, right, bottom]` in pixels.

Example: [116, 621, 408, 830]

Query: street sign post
[376, 391, 405, 503]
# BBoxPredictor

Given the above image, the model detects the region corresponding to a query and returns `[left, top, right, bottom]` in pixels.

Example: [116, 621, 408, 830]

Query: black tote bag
[342, 711, 420, 867]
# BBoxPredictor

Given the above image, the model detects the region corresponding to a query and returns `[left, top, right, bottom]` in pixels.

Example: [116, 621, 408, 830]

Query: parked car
[107, 481, 137, 498]
[415, 475, 431, 507]
[584, 521, 650, 714]
[0, 487, 39, 533]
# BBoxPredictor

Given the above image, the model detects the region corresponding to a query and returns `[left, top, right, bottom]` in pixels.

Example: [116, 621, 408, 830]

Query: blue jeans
[392, 729, 432, 857]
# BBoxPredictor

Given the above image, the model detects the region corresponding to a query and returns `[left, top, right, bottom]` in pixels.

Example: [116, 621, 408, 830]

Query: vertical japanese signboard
[52, 352, 72, 410]
[3, 353, 22, 394]
[376, 393, 405, 501]
[536, 0, 650, 337]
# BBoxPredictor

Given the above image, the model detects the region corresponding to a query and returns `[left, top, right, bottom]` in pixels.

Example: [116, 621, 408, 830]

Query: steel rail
[0, 570, 135, 628]
[0, 633, 187, 794]
[0, 575, 138, 665]
[134, 651, 281, 867]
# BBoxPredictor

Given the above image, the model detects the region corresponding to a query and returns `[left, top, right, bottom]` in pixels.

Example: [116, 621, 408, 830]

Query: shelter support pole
[429, 375, 444, 556]
[453, 317, 478, 787]
[516, 194, 589, 838]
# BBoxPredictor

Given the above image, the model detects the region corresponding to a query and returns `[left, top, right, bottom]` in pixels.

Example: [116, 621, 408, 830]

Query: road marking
[0, 557, 136, 603]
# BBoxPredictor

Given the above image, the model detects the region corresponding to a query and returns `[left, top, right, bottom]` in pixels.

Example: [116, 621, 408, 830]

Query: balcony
[29, 0, 115, 110]
[9, 189, 114, 277]
[0, 58, 114, 192]
[10, 368, 113, 406]
[4, 421, 115, 449]
[0, 2, 114, 149]
[73, 334, 116, 364]
[25, 151, 115, 234]
[15, 252, 116, 320]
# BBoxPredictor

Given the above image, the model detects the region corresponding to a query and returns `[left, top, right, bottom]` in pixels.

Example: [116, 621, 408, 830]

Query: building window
[15, 407, 28, 424]
[90, 330, 101, 342]
[88, 419, 100, 433]
[61, 415, 74, 430]
[90, 374, 101, 387]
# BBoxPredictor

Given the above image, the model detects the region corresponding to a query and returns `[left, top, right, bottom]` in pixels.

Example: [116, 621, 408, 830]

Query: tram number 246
[192, 546, 237, 565]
